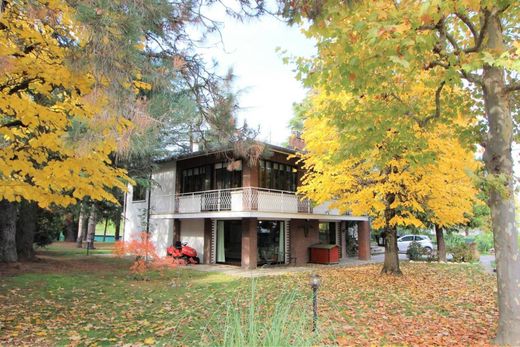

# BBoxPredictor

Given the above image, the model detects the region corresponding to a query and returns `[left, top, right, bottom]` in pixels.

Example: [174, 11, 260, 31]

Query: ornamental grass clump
[206, 281, 317, 347]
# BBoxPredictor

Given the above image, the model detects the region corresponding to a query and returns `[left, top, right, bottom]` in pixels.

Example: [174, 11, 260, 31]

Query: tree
[1, 0, 259, 260]
[283, 0, 519, 343]
[297, 99, 478, 274]
[0, 1, 130, 262]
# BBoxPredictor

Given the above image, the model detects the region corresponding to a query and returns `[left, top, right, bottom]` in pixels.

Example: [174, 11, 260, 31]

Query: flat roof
[155, 142, 298, 164]
[150, 211, 369, 222]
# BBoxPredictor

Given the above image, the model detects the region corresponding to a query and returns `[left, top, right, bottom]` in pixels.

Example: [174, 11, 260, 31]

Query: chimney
[288, 131, 305, 151]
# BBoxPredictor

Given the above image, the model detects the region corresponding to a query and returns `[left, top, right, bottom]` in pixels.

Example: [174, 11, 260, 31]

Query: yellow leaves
[143, 337, 156, 345]
[0, 1, 132, 208]
[298, 86, 478, 230]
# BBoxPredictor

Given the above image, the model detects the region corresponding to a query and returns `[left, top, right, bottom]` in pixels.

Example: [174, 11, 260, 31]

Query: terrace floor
[184, 254, 408, 278]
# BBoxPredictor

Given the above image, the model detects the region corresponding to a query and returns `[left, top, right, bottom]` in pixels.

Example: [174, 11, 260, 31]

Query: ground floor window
[319, 222, 336, 244]
[257, 220, 285, 265]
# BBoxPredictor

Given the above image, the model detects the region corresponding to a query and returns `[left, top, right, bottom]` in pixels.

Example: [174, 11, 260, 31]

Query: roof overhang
[150, 211, 369, 222]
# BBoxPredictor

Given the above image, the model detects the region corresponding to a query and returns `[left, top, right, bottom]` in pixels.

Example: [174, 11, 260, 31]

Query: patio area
[183, 254, 399, 278]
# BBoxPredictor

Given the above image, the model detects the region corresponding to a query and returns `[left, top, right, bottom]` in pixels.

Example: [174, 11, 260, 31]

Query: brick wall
[290, 219, 319, 266]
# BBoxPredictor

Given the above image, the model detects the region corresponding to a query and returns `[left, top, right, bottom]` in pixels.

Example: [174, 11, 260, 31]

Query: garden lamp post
[309, 273, 321, 332]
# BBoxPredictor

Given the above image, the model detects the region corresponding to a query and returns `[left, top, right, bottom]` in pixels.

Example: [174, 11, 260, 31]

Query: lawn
[0, 243, 498, 346]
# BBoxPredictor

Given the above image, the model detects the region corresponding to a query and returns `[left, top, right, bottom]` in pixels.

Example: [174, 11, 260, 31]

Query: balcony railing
[175, 187, 314, 214]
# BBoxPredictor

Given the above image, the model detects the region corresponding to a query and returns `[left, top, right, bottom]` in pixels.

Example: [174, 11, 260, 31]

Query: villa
[122, 142, 371, 269]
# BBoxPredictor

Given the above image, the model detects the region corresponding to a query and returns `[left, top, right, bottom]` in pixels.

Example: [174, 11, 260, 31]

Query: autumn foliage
[114, 232, 159, 275]
[0, 1, 135, 208]
[114, 232, 179, 275]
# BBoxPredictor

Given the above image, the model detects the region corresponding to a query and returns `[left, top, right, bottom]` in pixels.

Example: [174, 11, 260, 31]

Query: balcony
[175, 187, 314, 214]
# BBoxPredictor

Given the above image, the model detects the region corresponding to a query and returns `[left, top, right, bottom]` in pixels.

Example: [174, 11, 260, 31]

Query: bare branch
[455, 12, 478, 43]
[0, 120, 25, 129]
[425, 61, 450, 69]
[464, 10, 489, 53]
[419, 81, 445, 127]
[460, 69, 483, 86]
[506, 82, 520, 94]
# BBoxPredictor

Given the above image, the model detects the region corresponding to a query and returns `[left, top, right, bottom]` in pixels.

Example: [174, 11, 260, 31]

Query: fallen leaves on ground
[0, 246, 497, 346]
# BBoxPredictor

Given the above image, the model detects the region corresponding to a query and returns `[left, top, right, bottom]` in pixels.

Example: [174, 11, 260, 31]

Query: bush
[445, 233, 466, 250]
[475, 232, 494, 253]
[449, 242, 479, 263]
[35, 209, 64, 247]
[406, 241, 424, 261]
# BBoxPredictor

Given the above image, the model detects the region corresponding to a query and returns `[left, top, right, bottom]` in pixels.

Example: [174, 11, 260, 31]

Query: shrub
[406, 241, 424, 261]
[475, 232, 494, 253]
[114, 232, 177, 278]
[445, 233, 466, 250]
[449, 242, 479, 263]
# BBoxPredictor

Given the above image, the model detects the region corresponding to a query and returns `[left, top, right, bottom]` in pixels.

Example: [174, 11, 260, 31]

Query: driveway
[480, 254, 495, 274]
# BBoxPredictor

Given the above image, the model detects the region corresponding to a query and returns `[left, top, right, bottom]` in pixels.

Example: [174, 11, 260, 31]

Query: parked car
[397, 235, 434, 254]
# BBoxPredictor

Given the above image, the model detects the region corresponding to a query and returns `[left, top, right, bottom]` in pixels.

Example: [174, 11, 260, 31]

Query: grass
[0, 243, 498, 346]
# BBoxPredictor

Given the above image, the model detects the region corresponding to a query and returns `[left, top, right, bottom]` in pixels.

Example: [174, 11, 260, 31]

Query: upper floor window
[132, 183, 147, 202]
[259, 160, 297, 192]
[215, 161, 242, 189]
[182, 165, 212, 193]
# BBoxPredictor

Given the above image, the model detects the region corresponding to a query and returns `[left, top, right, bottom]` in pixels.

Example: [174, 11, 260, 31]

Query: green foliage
[35, 210, 64, 247]
[406, 241, 425, 261]
[449, 243, 479, 263]
[445, 233, 466, 250]
[475, 232, 494, 254]
[214, 281, 315, 347]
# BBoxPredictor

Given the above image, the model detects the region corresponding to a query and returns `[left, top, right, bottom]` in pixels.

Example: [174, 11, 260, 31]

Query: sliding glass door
[257, 220, 285, 265]
[216, 220, 242, 264]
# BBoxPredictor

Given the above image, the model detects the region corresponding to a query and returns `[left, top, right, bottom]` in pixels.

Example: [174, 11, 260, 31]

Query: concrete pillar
[203, 218, 212, 264]
[358, 220, 371, 260]
[241, 218, 257, 270]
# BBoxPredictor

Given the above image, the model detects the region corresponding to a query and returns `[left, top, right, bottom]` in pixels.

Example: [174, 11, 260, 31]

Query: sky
[198, 9, 315, 145]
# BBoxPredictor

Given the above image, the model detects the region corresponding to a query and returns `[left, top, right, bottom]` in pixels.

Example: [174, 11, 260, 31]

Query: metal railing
[175, 187, 314, 214]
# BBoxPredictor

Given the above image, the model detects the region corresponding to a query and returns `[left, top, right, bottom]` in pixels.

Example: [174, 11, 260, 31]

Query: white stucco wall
[122, 185, 148, 242]
[122, 160, 176, 254]
[150, 161, 176, 214]
[180, 219, 205, 261]
[150, 218, 174, 257]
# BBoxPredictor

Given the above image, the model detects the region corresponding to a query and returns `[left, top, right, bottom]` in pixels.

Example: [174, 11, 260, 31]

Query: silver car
[397, 235, 434, 254]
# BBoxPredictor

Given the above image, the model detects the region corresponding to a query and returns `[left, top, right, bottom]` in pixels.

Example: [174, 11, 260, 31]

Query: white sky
[198, 9, 315, 145]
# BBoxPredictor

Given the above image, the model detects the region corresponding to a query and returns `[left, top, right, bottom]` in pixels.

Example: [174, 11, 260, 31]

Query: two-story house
[122, 143, 371, 270]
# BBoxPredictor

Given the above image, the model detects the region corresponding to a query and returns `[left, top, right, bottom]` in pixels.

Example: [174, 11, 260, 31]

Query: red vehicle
[167, 241, 200, 265]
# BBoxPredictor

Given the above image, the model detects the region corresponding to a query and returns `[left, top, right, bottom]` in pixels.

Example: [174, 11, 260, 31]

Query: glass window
[257, 220, 285, 265]
[258, 160, 297, 192]
[132, 183, 147, 201]
[214, 161, 242, 190]
[181, 165, 212, 193]
[401, 236, 414, 242]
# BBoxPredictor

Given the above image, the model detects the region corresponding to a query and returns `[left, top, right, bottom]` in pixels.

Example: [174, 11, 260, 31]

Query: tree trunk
[114, 211, 121, 241]
[482, 11, 520, 345]
[381, 226, 401, 275]
[76, 204, 88, 248]
[64, 213, 76, 242]
[435, 225, 446, 262]
[16, 200, 37, 261]
[86, 205, 97, 249]
[103, 217, 109, 242]
[381, 192, 401, 275]
[0, 200, 18, 263]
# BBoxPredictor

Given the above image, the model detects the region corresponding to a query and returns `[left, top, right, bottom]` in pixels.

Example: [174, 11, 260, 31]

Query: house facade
[123, 144, 371, 270]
